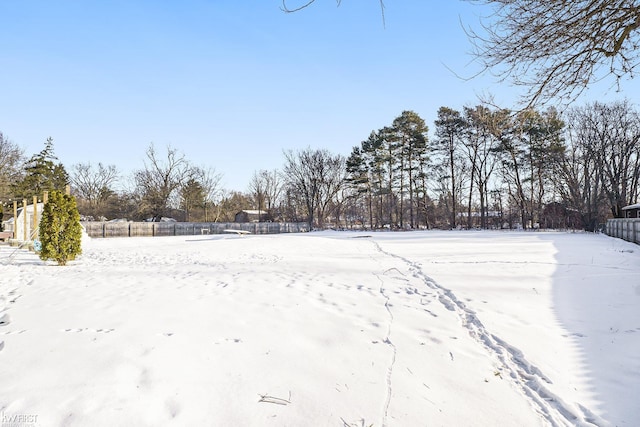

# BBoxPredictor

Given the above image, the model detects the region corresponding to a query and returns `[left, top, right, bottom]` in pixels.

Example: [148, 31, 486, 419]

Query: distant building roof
[622, 203, 640, 210]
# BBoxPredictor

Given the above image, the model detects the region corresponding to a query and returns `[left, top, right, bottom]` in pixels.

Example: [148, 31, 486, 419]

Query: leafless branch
[282, 0, 386, 27]
[463, 0, 640, 107]
[257, 391, 291, 405]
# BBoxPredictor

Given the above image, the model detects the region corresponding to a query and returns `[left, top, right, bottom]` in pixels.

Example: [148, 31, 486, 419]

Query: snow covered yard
[0, 230, 638, 426]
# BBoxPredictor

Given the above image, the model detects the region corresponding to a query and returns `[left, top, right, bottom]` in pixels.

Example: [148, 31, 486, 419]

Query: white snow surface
[1, 230, 639, 426]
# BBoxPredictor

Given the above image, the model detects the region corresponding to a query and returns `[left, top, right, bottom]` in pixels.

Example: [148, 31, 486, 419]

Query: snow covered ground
[1, 230, 638, 426]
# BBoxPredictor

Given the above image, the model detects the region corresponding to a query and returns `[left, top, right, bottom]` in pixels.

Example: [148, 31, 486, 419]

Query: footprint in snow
[165, 398, 181, 418]
[213, 338, 242, 344]
[0, 312, 10, 326]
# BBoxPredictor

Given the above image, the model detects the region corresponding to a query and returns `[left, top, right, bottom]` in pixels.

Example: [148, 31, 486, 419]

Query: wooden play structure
[1, 186, 71, 245]
[2, 194, 47, 245]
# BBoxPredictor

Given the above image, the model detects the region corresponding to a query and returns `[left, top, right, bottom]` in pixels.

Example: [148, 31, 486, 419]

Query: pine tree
[38, 191, 82, 266]
[12, 137, 69, 200]
[180, 178, 206, 222]
[391, 110, 429, 229]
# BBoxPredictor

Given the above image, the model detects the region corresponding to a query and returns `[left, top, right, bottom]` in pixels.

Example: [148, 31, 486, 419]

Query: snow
[622, 203, 640, 210]
[1, 230, 638, 426]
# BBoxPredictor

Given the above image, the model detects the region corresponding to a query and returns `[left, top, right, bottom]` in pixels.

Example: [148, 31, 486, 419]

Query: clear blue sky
[1, 1, 635, 192]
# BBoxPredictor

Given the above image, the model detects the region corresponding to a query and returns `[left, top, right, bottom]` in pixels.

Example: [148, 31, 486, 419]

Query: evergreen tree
[391, 110, 429, 228]
[180, 178, 206, 222]
[38, 191, 82, 266]
[346, 146, 372, 226]
[12, 137, 69, 200]
[363, 131, 387, 228]
[212, 191, 253, 223]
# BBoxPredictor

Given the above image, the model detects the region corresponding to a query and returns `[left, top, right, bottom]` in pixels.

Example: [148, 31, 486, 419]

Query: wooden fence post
[33, 196, 38, 235]
[23, 199, 28, 241]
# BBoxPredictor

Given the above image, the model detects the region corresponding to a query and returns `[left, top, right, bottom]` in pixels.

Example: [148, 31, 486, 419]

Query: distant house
[234, 210, 268, 223]
[622, 203, 640, 218]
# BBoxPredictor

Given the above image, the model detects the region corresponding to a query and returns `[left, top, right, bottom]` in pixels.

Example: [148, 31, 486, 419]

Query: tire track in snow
[370, 240, 602, 427]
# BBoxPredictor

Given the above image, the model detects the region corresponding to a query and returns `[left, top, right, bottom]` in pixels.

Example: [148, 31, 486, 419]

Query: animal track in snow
[0, 329, 26, 335]
[374, 271, 396, 427]
[62, 328, 115, 334]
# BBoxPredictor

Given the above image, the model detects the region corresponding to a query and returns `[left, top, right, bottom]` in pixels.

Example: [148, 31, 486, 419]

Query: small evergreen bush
[38, 191, 82, 266]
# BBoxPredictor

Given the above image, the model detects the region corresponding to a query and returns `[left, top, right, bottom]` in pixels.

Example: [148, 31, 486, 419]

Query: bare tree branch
[281, 0, 321, 13]
[282, 0, 386, 27]
[464, 0, 640, 106]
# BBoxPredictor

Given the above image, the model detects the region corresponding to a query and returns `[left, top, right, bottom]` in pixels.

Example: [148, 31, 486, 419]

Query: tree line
[345, 101, 639, 231]
[1, 100, 639, 231]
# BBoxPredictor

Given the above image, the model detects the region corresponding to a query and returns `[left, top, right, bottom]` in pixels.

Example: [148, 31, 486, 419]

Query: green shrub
[38, 191, 82, 266]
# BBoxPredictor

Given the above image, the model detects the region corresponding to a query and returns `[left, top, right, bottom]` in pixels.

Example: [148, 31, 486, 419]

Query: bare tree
[434, 107, 466, 228]
[465, 1, 640, 105]
[192, 166, 222, 222]
[282, 148, 346, 229]
[264, 170, 283, 214]
[552, 118, 607, 231]
[248, 171, 267, 219]
[567, 101, 640, 219]
[70, 162, 119, 219]
[462, 105, 504, 228]
[134, 144, 194, 221]
[248, 169, 282, 220]
[0, 132, 24, 202]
